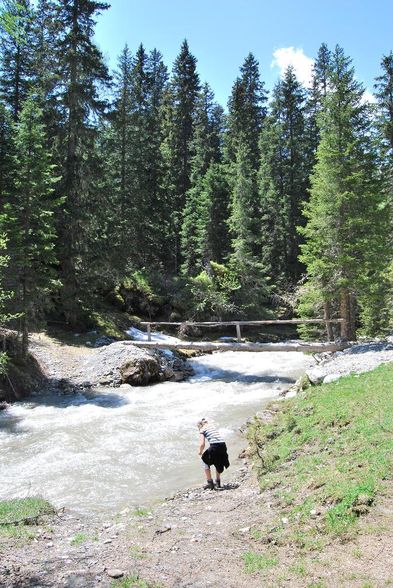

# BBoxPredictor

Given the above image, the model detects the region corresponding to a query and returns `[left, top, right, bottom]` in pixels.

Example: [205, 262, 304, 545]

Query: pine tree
[181, 83, 224, 275]
[0, 97, 60, 355]
[226, 53, 267, 170]
[0, 0, 34, 121]
[129, 44, 168, 267]
[161, 40, 200, 272]
[30, 0, 61, 137]
[225, 53, 269, 315]
[0, 101, 14, 202]
[259, 66, 308, 287]
[203, 162, 230, 265]
[299, 46, 390, 339]
[229, 142, 270, 316]
[305, 43, 332, 166]
[100, 44, 134, 280]
[374, 52, 393, 164]
[53, 0, 110, 325]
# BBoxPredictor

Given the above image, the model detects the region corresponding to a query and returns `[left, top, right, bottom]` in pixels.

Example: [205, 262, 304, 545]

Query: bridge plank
[139, 319, 344, 327]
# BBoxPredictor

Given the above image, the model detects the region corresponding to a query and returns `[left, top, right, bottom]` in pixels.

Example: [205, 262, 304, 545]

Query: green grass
[0, 497, 54, 538]
[110, 575, 161, 588]
[70, 532, 88, 546]
[247, 362, 393, 548]
[242, 550, 279, 573]
[133, 507, 151, 517]
[129, 544, 147, 559]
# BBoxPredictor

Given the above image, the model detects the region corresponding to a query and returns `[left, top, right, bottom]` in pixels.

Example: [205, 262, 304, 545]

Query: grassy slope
[0, 498, 54, 539]
[247, 362, 393, 549]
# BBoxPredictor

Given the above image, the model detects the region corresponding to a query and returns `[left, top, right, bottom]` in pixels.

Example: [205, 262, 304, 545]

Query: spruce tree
[229, 142, 270, 316]
[100, 44, 133, 280]
[305, 43, 332, 166]
[225, 53, 269, 316]
[374, 52, 393, 163]
[144, 48, 168, 267]
[299, 46, 390, 339]
[181, 83, 224, 275]
[259, 66, 308, 287]
[203, 162, 230, 265]
[0, 0, 34, 121]
[0, 101, 14, 202]
[226, 53, 267, 170]
[53, 0, 110, 325]
[129, 44, 168, 267]
[0, 97, 60, 355]
[161, 40, 200, 272]
[30, 0, 61, 137]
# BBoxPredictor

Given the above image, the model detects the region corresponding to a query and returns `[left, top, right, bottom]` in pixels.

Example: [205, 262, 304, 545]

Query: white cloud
[271, 47, 315, 87]
[361, 90, 377, 105]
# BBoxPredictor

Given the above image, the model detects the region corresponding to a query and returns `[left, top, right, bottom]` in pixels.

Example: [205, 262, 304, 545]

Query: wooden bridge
[129, 319, 349, 353]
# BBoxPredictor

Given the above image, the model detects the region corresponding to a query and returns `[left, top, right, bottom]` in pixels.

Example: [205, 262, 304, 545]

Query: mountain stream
[0, 345, 314, 516]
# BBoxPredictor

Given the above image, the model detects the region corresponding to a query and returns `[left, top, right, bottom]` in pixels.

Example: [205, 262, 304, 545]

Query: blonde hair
[197, 417, 208, 430]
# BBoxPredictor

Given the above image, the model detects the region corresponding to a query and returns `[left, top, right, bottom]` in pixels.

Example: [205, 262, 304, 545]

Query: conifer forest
[0, 0, 393, 354]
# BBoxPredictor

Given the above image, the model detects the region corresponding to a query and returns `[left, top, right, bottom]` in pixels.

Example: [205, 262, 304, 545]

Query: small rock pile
[306, 339, 393, 385]
[82, 342, 193, 387]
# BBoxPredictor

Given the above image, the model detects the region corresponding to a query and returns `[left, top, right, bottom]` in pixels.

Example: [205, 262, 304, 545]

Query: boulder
[323, 373, 342, 384]
[120, 355, 161, 386]
[306, 367, 325, 385]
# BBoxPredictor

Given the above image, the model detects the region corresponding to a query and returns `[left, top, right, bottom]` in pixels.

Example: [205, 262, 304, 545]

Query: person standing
[197, 418, 230, 490]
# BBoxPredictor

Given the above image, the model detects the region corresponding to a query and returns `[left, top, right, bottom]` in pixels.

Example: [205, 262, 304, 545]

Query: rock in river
[120, 355, 160, 386]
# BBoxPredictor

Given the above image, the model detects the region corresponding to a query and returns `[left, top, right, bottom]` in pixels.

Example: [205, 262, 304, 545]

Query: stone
[94, 336, 116, 348]
[323, 373, 342, 384]
[306, 368, 325, 385]
[120, 356, 160, 386]
[106, 569, 124, 579]
[99, 376, 112, 385]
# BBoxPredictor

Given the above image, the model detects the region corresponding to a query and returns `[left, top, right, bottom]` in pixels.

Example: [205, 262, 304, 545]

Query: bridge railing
[140, 319, 345, 343]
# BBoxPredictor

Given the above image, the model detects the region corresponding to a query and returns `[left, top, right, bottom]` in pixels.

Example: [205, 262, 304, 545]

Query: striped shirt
[201, 425, 224, 445]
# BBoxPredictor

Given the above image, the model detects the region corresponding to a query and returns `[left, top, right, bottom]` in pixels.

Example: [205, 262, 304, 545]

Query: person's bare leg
[203, 467, 215, 489]
[204, 467, 212, 481]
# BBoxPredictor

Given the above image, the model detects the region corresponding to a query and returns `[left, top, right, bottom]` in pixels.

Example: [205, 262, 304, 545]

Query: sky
[94, 0, 393, 107]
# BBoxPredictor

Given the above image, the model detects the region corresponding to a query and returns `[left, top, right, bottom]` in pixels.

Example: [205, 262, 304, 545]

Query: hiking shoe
[215, 479, 221, 488]
[203, 480, 215, 490]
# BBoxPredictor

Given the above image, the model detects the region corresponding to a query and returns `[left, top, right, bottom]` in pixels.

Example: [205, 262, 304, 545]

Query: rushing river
[0, 350, 313, 516]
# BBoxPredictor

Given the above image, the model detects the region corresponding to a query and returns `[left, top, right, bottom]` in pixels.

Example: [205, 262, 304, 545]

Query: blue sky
[95, 0, 393, 106]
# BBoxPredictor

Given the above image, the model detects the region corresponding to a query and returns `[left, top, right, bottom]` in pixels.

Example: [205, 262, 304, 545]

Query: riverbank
[0, 392, 393, 588]
[1, 338, 393, 587]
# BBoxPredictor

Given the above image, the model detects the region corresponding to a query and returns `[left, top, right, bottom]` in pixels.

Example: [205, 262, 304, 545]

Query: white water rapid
[0, 338, 314, 517]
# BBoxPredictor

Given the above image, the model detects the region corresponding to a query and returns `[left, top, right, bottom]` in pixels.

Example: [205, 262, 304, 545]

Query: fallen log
[126, 341, 350, 353]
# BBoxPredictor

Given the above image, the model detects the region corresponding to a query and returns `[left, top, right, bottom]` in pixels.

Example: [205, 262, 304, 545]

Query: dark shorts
[202, 442, 230, 474]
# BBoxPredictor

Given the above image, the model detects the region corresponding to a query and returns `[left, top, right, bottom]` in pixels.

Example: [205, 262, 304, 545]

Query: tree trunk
[340, 288, 356, 341]
[323, 300, 334, 341]
[21, 280, 28, 358]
